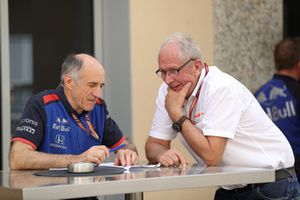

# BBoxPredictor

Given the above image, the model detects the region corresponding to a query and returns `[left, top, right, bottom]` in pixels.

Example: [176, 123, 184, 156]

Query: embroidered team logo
[193, 112, 204, 119]
[55, 134, 65, 145]
[52, 117, 70, 132]
[50, 134, 67, 150]
[269, 87, 287, 100]
[16, 125, 36, 134]
[257, 85, 296, 121]
[191, 112, 204, 125]
[257, 85, 287, 105]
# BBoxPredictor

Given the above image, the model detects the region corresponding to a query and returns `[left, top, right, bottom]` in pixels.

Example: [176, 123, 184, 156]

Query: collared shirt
[150, 66, 294, 170]
[184, 66, 207, 124]
[255, 74, 300, 155]
[12, 86, 125, 154]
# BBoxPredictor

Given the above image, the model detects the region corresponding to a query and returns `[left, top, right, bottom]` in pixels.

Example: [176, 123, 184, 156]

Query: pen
[109, 143, 126, 153]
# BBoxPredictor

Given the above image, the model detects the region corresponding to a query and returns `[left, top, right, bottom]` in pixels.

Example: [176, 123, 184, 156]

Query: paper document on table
[49, 163, 161, 172]
[49, 167, 68, 171]
[99, 162, 161, 173]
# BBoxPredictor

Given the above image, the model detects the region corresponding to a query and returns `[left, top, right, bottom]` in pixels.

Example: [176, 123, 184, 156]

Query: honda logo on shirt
[55, 134, 65, 145]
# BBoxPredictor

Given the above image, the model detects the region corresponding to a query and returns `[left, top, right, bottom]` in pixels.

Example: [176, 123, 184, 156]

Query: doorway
[9, 0, 94, 137]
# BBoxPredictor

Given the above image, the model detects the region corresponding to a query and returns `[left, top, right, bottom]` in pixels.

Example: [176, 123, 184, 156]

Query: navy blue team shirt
[12, 86, 125, 154]
[255, 74, 300, 155]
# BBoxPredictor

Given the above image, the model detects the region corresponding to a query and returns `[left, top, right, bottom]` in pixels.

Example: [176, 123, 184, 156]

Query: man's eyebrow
[88, 81, 98, 85]
[160, 66, 179, 70]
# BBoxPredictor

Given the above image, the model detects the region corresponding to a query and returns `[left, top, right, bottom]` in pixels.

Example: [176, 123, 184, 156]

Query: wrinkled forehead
[159, 44, 183, 66]
[78, 60, 105, 83]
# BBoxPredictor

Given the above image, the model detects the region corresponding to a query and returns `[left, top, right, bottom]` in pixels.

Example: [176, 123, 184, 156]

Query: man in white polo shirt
[145, 32, 300, 199]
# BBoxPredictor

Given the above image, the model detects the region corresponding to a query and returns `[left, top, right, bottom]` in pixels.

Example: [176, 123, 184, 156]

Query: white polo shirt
[150, 66, 294, 169]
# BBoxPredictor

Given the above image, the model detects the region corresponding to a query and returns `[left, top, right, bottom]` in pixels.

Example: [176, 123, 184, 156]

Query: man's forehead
[159, 53, 181, 67]
[77, 54, 104, 70]
[80, 60, 104, 74]
[159, 44, 181, 62]
[78, 66, 104, 82]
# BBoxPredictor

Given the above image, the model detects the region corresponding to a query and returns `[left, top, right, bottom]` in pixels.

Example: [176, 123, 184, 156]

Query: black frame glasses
[155, 58, 196, 78]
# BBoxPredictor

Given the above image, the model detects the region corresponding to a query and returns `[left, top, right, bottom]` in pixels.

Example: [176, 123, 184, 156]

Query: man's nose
[164, 73, 174, 84]
[93, 87, 101, 98]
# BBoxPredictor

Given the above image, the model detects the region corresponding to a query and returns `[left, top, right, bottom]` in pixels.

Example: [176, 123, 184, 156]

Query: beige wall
[130, 0, 215, 199]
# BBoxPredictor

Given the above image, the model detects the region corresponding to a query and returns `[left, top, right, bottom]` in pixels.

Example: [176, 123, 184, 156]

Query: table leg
[125, 192, 143, 200]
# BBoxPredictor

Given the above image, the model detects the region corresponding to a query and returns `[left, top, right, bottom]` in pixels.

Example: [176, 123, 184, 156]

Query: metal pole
[0, 0, 11, 170]
[125, 192, 143, 200]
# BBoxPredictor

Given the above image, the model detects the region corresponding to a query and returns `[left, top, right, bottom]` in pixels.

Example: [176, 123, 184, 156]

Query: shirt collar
[273, 73, 298, 82]
[190, 66, 208, 98]
[54, 85, 88, 117]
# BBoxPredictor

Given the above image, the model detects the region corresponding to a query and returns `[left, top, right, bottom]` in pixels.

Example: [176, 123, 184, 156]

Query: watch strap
[177, 115, 189, 126]
[172, 115, 189, 132]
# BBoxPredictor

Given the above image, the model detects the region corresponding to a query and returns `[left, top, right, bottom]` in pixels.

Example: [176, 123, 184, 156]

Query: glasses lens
[156, 69, 179, 78]
[168, 70, 178, 77]
[156, 69, 163, 78]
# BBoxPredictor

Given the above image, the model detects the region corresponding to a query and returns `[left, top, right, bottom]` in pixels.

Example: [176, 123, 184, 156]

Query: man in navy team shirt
[9, 53, 138, 169]
[255, 37, 300, 181]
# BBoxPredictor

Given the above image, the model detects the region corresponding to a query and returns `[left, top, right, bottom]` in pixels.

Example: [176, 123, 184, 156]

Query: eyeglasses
[155, 58, 196, 79]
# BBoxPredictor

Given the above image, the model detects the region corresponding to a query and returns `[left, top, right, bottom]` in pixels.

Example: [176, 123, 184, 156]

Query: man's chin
[84, 104, 95, 111]
[172, 86, 182, 92]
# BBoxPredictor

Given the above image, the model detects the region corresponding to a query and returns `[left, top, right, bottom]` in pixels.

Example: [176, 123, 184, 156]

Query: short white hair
[159, 32, 202, 61]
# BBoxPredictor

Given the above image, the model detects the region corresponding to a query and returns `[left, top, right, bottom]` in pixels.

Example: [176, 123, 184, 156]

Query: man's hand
[114, 149, 138, 166]
[157, 148, 188, 167]
[79, 145, 109, 165]
[165, 82, 192, 121]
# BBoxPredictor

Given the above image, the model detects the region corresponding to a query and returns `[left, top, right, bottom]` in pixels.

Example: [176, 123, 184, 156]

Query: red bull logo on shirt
[265, 101, 296, 121]
[52, 117, 70, 132]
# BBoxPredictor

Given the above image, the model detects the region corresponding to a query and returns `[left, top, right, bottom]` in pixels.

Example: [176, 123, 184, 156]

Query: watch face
[172, 123, 181, 132]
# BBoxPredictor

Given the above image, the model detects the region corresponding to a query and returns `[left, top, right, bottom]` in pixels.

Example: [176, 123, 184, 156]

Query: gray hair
[159, 32, 202, 61]
[60, 54, 83, 85]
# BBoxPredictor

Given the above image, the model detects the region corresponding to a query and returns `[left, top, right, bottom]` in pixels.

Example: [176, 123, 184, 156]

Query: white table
[0, 164, 275, 200]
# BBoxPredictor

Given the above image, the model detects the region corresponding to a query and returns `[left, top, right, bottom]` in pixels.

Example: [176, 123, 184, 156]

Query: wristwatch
[172, 115, 189, 132]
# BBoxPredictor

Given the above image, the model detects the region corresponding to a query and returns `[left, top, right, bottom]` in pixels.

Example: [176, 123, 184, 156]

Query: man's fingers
[174, 149, 188, 167]
[161, 159, 170, 167]
[84, 146, 110, 164]
[124, 153, 131, 166]
[115, 150, 138, 166]
[118, 152, 126, 166]
[128, 152, 138, 165]
[159, 148, 188, 167]
[96, 146, 110, 157]
[169, 152, 180, 166]
[114, 157, 121, 166]
[181, 82, 192, 94]
[166, 157, 175, 166]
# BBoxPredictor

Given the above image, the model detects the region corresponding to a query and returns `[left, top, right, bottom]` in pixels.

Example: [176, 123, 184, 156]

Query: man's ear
[63, 75, 73, 89]
[194, 59, 202, 70]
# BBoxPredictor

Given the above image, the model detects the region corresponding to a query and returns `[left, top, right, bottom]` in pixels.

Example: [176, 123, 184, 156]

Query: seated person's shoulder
[27, 89, 58, 107]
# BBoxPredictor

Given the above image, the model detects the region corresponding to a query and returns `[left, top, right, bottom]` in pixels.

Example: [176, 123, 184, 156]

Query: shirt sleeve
[199, 86, 243, 139]
[11, 93, 46, 149]
[150, 83, 178, 140]
[101, 101, 125, 147]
